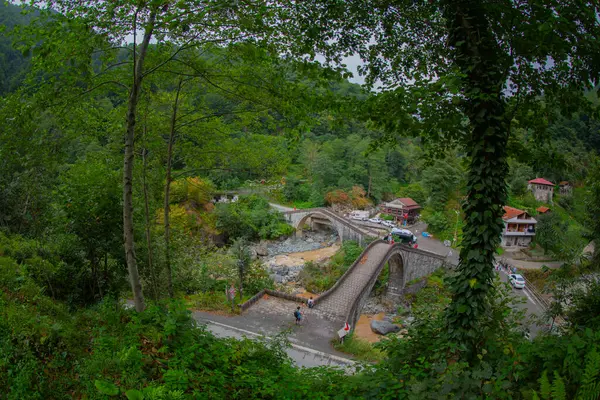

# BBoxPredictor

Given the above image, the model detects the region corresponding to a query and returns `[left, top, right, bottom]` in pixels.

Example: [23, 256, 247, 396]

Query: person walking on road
[294, 306, 303, 325]
[307, 297, 314, 309]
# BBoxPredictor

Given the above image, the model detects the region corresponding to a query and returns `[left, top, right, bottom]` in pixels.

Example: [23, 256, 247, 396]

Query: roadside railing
[521, 275, 551, 311]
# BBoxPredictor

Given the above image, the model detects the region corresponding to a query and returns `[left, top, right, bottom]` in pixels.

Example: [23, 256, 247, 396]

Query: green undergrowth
[333, 334, 385, 363]
[185, 291, 253, 314]
[3, 249, 600, 398]
[404, 269, 451, 318]
[299, 240, 362, 293]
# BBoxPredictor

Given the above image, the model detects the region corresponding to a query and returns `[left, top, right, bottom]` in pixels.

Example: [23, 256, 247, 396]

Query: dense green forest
[1, 1, 600, 398]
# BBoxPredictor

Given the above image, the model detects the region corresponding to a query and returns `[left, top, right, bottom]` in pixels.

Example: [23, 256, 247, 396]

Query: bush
[215, 195, 295, 242]
[170, 177, 215, 205]
[425, 211, 449, 233]
[557, 194, 574, 211]
[397, 183, 427, 205]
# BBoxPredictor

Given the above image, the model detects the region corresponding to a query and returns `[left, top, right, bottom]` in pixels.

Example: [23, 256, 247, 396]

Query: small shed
[559, 181, 572, 196]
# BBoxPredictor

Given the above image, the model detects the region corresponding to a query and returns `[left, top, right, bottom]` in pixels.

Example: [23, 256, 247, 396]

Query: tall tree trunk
[442, 1, 511, 355]
[142, 119, 158, 300]
[123, 10, 156, 313]
[164, 78, 183, 299]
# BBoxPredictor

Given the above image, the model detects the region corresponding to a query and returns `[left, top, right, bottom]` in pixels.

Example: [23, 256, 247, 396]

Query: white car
[509, 274, 526, 289]
[351, 216, 367, 221]
[368, 217, 382, 224]
[382, 220, 396, 228]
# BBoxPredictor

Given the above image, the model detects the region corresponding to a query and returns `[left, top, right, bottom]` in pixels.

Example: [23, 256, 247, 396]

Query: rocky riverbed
[254, 231, 339, 284]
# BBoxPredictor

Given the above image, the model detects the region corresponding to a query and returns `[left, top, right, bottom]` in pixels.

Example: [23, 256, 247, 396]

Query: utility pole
[453, 209, 460, 247]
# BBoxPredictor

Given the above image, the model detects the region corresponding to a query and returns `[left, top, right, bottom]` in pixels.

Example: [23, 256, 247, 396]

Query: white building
[528, 178, 554, 202]
[500, 206, 537, 248]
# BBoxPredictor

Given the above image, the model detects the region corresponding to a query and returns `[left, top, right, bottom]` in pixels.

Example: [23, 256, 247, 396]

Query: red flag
[344, 322, 350, 331]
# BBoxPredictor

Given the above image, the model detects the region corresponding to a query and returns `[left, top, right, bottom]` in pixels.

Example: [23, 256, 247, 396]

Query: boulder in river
[370, 320, 401, 335]
[256, 243, 269, 256]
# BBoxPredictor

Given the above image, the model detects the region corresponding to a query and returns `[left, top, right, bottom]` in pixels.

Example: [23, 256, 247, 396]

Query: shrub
[557, 194, 573, 211]
[215, 195, 294, 242]
[425, 211, 449, 233]
[397, 183, 427, 205]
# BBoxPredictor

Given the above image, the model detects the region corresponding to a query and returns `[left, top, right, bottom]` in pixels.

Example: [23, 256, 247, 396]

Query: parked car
[382, 220, 396, 228]
[351, 216, 367, 221]
[368, 217, 382, 224]
[390, 231, 417, 245]
[509, 274, 526, 289]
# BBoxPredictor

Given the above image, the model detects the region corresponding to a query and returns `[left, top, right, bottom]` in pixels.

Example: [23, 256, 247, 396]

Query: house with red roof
[536, 206, 551, 214]
[501, 206, 537, 248]
[380, 197, 421, 224]
[528, 178, 554, 202]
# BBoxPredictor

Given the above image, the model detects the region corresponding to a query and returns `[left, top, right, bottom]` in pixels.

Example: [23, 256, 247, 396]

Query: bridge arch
[282, 208, 374, 245]
[295, 211, 342, 241]
[385, 251, 406, 298]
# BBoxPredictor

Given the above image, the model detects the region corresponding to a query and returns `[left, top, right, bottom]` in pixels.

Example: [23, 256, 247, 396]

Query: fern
[540, 371, 552, 400]
[551, 371, 566, 400]
[577, 349, 600, 400]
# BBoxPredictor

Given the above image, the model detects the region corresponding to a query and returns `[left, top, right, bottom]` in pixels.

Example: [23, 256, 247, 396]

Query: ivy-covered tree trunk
[124, 11, 156, 312]
[163, 78, 183, 299]
[442, 1, 511, 353]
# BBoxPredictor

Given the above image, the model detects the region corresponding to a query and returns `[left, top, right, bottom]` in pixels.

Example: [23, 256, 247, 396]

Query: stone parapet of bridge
[281, 208, 377, 245]
[311, 240, 449, 330]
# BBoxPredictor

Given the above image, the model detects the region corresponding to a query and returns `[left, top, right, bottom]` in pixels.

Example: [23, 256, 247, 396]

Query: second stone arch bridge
[281, 208, 379, 245]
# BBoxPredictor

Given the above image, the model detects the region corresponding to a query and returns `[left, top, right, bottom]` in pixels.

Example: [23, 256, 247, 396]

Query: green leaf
[125, 389, 144, 400]
[95, 380, 119, 396]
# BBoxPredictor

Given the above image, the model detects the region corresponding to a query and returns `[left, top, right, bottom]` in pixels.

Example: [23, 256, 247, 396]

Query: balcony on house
[504, 223, 536, 236]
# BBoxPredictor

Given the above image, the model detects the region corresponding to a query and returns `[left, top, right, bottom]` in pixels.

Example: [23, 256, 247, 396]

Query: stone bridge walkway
[314, 242, 392, 323]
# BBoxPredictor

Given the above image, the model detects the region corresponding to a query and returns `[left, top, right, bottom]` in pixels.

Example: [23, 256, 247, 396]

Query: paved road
[497, 268, 549, 337]
[269, 203, 294, 212]
[195, 315, 355, 369]
[191, 297, 356, 368]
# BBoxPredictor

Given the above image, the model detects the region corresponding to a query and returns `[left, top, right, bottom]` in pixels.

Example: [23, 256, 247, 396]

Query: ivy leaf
[469, 278, 477, 288]
[94, 380, 119, 396]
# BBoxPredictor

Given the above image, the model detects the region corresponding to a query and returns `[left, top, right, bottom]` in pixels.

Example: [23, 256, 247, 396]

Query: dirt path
[270, 244, 341, 267]
[354, 313, 385, 343]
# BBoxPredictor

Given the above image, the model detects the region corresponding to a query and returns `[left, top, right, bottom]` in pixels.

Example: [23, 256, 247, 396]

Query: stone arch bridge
[311, 239, 449, 329]
[281, 208, 378, 245]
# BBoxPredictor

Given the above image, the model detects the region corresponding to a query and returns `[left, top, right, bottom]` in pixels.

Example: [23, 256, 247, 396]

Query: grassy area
[333, 334, 385, 363]
[299, 241, 362, 293]
[185, 291, 252, 314]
